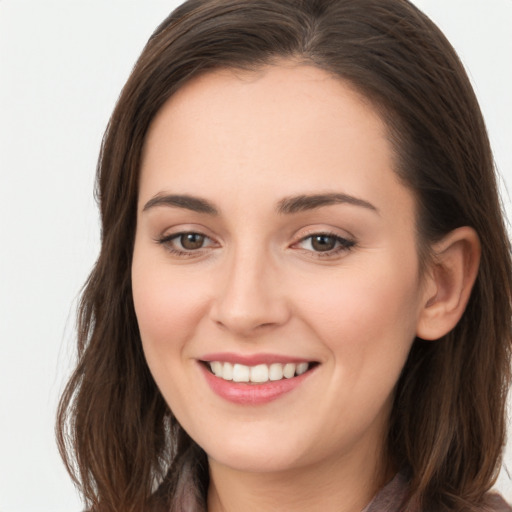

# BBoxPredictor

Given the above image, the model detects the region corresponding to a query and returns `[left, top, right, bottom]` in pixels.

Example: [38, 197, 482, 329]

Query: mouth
[202, 360, 318, 384]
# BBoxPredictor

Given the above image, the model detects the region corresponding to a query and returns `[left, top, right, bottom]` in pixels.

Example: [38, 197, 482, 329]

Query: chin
[196, 430, 311, 474]
[206, 447, 306, 474]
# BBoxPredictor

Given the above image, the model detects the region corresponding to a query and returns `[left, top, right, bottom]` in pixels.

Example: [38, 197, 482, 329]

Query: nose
[209, 247, 291, 337]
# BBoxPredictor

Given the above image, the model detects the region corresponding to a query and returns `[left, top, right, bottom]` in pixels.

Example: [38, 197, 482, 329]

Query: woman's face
[132, 64, 430, 475]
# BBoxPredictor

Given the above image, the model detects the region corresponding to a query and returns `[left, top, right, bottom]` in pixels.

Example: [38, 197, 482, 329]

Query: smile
[199, 356, 319, 405]
[208, 361, 311, 383]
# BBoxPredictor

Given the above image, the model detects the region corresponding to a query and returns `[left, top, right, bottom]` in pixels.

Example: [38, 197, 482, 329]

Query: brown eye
[294, 232, 355, 256]
[180, 233, 205, 250]
[157, 231, 216, 256]
[311, 235, 337, 252]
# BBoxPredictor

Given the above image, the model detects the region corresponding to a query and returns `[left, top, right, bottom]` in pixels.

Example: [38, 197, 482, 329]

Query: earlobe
[416, 226, 481, 341]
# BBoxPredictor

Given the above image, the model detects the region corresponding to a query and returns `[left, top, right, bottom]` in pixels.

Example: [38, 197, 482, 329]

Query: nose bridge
[210, 239, 289, 335]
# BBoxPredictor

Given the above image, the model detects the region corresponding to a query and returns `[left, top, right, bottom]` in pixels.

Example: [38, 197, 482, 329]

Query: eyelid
[155, 223, 219, 243]
[290, 227, 356, 257]
[292, 225, 355, 244]
[155, 227, 220, 257]
[294, 232, 354, 248]
[153, 224, 355, 258]
[160, 231, 216, 246]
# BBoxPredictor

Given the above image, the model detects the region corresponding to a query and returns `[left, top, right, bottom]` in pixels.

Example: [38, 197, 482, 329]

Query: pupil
[312, 235, 336, 252]
[181, 233, 204, 250]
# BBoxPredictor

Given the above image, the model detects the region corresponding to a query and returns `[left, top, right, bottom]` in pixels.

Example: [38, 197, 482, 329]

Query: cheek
[131, 255, 210, 362]
[131, 258, 215, 427]
[293, 257, 421, 374]
[292, 263, 421, 438]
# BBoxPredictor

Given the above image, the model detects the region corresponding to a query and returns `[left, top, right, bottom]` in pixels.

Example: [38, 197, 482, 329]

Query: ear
[416, 226, 481, 341]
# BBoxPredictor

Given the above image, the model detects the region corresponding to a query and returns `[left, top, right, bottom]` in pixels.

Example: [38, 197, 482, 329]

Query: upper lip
[199, 352, 316, 366]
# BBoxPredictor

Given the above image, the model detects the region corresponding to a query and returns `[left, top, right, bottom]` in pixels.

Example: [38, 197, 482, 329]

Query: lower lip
[199, 363, 315, 405]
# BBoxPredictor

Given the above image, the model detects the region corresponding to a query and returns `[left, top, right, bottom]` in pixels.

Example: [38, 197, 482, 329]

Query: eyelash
[156, 232, 216, 258]
[156, 231, 356, 258]
[293, 232, 356, 257]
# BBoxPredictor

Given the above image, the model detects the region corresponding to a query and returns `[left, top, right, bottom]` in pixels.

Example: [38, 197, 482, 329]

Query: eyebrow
[142, 192, 378, 216]
[277, 193, 379, 215]
[143, 194, 218, 215]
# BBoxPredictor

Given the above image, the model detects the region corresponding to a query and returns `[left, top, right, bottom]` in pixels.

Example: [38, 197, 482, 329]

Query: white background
[0, 1, 510, 510]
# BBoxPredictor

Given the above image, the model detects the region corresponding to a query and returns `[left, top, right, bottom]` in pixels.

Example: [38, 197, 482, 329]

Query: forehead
[139, 63, 413, 223]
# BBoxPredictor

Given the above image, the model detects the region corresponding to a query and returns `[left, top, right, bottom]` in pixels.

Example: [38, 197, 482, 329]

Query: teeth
[208, 361, 311, 383]
[283, 363, 296, 379]
[250, 364, 269, 383]
[296, 362, 309, 375]
[269, 363, 283, 381]
[210, 361, 223, 377]
[232, 363, 249, 382]
[222, 362, 233, 381]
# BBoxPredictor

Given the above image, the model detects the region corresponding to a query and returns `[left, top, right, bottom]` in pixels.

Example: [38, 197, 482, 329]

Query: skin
[131, 63, 480, 512]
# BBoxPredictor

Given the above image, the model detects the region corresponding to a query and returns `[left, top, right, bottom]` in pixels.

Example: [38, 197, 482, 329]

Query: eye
[295, 233, 355, 255]
[157, 231, 216, 256]
[177, 233, 207, 250]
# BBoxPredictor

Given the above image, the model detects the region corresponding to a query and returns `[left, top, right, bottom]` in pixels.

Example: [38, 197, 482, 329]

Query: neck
[207, 438, 393, 512]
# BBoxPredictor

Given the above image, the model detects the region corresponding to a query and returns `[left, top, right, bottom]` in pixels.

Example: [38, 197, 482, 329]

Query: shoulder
[363, 472, 409, 512]
[483, 492, 512, 512]
[365, 472, 512, 512]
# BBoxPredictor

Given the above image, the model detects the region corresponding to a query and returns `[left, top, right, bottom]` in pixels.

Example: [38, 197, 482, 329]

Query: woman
[56, 1, 512, 511]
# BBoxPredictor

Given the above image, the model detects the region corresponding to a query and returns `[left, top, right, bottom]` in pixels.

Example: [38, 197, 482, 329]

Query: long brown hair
[56, 1, 512, 510]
